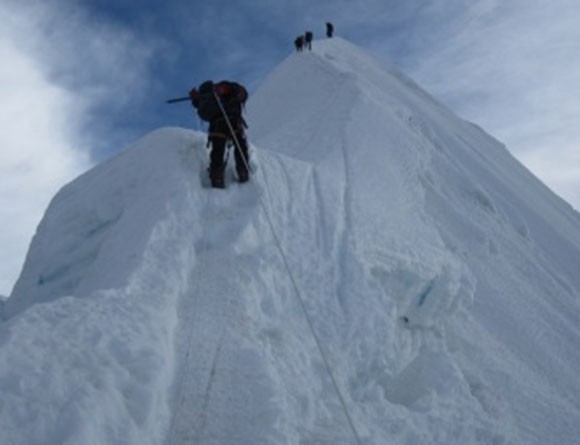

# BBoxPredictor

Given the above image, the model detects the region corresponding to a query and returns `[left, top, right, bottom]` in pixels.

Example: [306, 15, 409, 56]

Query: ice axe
[165, 96, 190, 104]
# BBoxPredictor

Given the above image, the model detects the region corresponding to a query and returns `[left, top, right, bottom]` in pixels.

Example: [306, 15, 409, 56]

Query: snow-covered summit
[1, 38, 580, 444]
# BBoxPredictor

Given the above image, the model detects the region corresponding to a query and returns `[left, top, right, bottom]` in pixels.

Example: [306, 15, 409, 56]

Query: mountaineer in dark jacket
[294, 35, 304, 51]
[189, 80, 250, 188]
[304, 31, 313, 50]
[326, 22, 334, 38]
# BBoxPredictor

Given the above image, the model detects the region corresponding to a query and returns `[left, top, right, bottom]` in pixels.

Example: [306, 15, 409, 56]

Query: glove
[189, 88, 200, 107]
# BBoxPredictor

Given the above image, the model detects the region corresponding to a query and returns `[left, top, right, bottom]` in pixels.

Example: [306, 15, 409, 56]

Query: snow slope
[1, 37, 580, 444]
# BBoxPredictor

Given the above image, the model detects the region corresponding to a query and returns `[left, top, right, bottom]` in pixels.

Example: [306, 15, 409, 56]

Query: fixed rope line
[215, 94, 363, 445]
[257, 193, 363, 445]
[213, 91, 253, 176]
[166, 143, 212, 445]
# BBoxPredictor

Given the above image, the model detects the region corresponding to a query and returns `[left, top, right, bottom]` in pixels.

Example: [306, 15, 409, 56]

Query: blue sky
[1, 0, 579, 295]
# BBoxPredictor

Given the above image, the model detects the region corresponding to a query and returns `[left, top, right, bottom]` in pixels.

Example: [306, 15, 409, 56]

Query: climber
[305, 31, 313, 50]
[294, 35, 304, 51]
[189, 80, 250, 189]
[326, 22, 334, 38]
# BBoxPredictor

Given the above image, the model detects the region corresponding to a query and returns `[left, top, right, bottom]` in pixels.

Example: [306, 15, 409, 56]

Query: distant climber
[189, 80, 250, 188]
[304, 31, 313, 50]
[294, 35, 304, 52]
[326, 22, 334, 38]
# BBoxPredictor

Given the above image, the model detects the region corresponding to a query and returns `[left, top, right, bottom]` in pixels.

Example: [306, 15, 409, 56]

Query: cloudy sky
[1, 0, 579, 295]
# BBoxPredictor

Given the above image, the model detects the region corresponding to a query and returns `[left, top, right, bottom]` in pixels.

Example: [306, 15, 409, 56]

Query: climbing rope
[215, 96, 363, 445]
[212, 90, 253, 177]
[255, 183, 363, 445]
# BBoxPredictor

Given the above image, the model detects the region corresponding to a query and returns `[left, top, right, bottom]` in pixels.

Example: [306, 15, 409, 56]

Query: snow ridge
[1, 38, 580, 444]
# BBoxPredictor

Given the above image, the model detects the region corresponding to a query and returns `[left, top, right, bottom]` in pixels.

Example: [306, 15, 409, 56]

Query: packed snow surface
[1, 38, 580, 444]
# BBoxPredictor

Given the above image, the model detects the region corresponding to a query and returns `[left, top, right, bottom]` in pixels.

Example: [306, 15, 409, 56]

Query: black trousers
[208, 118, 249, 177]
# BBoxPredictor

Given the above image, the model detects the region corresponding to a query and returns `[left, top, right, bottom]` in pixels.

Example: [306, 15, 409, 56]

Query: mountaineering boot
[236, 163, 249, 183]
[210, 165, 225, 189]
[211, 176, 225, 189]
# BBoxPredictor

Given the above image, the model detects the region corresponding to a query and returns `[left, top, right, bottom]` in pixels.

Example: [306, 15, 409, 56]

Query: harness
[206, 115, 248, 147]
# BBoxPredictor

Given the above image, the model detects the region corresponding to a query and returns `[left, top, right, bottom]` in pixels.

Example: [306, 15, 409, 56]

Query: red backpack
[190, 80, 247, 122]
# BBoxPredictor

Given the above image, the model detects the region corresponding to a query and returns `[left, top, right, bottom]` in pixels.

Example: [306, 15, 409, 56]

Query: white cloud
[3, 1, 161, 112]
[520, 144, 580, 210]
[404, 0, 580, 209]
